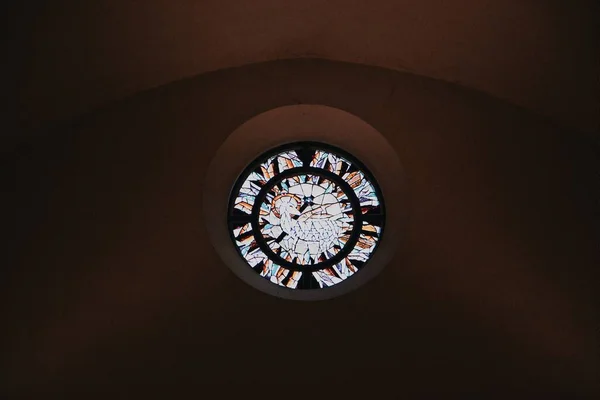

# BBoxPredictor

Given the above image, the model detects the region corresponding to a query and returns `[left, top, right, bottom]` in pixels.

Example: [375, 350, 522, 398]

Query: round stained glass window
[228, 142, 385, 290]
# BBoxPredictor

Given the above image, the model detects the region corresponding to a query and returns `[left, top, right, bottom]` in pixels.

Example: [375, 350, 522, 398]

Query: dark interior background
[4, 1, 600, 397]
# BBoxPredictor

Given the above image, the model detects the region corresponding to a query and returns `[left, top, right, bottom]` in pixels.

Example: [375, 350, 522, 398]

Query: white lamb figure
[271, 183, 345, 261]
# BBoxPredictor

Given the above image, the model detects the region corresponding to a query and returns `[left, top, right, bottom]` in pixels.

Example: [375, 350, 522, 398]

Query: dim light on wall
[204, 105, 406, 300]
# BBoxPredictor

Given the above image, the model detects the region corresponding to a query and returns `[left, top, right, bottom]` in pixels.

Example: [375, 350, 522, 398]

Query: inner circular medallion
[258, 173, 356, 267]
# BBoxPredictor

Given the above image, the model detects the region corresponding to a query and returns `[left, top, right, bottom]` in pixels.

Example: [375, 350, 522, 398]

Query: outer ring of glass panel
[227, 141, 385, 290]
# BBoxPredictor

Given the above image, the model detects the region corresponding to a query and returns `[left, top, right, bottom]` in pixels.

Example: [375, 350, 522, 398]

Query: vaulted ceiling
[6, 0, 599, 140]
[4, 2, 600, 396]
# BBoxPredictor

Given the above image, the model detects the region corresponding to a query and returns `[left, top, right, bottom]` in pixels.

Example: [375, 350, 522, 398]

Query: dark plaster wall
[5, 59, 600, 397]
[4, 0, 599, 139]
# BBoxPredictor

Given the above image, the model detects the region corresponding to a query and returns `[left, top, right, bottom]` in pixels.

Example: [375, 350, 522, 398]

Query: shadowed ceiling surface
[5, 58, 600, 396]
[3, 1, 599, 397]
[6, 0, 599, 140]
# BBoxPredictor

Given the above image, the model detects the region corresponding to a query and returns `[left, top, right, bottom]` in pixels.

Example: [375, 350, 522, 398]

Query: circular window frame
[227, 141, 386, 289]
[204, 105, 407, 301]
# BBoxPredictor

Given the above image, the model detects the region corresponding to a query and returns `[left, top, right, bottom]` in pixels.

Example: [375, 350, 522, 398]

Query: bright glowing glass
[229, 143, 384, 290]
